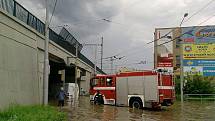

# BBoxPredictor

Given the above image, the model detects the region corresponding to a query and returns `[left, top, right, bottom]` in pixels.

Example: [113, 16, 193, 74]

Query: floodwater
[62, 97, 215, 121]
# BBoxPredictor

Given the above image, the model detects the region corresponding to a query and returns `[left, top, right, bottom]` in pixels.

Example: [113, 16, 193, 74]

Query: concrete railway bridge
[0, 0, 104, 109]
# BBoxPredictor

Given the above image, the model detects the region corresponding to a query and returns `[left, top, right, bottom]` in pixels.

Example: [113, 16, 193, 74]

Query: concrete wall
[0, 10, 41, 109]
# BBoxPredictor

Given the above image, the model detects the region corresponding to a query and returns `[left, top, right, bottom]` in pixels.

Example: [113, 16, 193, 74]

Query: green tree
[174, 77, 181, 94]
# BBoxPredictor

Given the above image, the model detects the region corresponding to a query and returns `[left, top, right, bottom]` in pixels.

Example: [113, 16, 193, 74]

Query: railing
[184, 94, 215, 102]
[0, 0, 45, 35]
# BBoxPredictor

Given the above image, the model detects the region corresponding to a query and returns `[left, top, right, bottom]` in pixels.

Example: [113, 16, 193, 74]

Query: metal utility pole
[180, 13, 188, 103]
[94, 45, 97, 76]
[82, 43, 102, 75]
[43, 0, 49, 105]
[103, 56, 124, 74]
[110, 57, 114, 74]
[101, 37, 104, 71]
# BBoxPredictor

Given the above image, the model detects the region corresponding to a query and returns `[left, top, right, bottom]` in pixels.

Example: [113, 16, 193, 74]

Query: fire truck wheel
[132, 100, 142, 109]
[130, 98, 143, 109]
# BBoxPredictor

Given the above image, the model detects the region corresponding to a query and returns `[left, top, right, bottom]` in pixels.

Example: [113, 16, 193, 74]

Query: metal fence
[0, 0, 45, 35]
[184, 94, 215, 102]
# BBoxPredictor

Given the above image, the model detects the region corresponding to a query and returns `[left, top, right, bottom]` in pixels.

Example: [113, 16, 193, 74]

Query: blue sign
[183, 60, 215, 66]
[181, 26, 215, 43]
[203, 67, 215, 76]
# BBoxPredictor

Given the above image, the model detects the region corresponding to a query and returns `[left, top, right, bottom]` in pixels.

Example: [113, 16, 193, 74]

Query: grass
[0, 105, 67, 121]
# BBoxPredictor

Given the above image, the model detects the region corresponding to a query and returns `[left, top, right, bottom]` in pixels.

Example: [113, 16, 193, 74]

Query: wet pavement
[61, 96, 215, 121]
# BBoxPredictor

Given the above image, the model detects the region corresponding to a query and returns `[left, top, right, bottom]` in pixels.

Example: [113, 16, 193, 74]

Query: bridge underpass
[48, 55, 66, 101]
[48, 54, 83, 102]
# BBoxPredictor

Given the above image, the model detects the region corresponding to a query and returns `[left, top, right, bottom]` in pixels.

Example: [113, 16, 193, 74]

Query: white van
[64, 83, 79, 100]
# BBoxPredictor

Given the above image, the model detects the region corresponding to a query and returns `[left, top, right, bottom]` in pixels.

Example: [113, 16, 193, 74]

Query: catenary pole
[101, 37, 104, 71]
[94, 45, 97, 76]
[43, 0, 49, 105]
[74, 43, 78, 104]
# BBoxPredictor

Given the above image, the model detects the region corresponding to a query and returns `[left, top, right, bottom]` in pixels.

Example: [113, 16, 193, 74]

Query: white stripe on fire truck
[158, 86, 174, 89]
[93, 87, 115, 90]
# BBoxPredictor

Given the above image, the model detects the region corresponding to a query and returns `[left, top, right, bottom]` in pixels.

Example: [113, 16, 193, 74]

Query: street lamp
[180, 13, 188, 27]
[180, 13, 188, 103]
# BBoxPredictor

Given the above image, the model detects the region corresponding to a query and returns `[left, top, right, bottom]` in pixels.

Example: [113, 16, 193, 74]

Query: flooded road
[63, 96, 215, 121]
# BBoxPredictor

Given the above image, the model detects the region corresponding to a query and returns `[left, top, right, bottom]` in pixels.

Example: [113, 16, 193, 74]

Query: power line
[184, 0, 215, 23]
[145, 0, 215, 45]
[105, 24, 215, 65]
[156, 24, 215, 47]
[146, 29, 173, 44]
[197, 14, 215, 25]
[101, 1, 215, 72]
[49, 0, 58, 25]
[122, 23, 215, 59]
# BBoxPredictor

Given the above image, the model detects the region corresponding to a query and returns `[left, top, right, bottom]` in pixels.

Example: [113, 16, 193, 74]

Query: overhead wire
[112, 0, 215, 59]
[101, 0, 215, 72]
[49, 0, 58, 25]
[183, 0, 215, 23]
[197, 14, 215, 25]
[121, 15, 215, 60]
[145, 0, 215, 46]
[156, 17, 215, 47]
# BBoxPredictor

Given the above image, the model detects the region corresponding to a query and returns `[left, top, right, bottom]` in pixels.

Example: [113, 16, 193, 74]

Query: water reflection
[62, 97, 215, 121]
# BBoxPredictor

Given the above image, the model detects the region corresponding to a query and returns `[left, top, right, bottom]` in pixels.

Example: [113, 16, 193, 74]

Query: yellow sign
[183, 44, 215, 59]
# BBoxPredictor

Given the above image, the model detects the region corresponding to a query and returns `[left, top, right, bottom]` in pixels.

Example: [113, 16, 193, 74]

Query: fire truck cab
[90, 74, 116, 105]
[89, 71, 175, 109]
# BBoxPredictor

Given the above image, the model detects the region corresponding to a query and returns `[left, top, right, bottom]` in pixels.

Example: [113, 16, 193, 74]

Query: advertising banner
[203, 67, 215, 76]
[183, 44, 215, 59]
[184, 66, 215, 76]
[184, 66, 203, 76]
[181, 26, 215, 44]
[156, 28, 173, 71]
[183, 60, 215, 66]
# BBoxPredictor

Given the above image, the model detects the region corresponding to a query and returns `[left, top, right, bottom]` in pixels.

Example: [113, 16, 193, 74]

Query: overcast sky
[16, 0, 215, 73]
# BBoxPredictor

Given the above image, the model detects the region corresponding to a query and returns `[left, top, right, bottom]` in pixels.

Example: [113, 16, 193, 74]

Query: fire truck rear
[89, 70, 175, 109]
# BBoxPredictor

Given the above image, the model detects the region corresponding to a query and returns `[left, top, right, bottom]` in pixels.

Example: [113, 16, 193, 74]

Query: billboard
[155, 28, 173, 71]
[183, 44, 215, 59]
[183, 60, 215, 66]
[181, 26, 215, 43]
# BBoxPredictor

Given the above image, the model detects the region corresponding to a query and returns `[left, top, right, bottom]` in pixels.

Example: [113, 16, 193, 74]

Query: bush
[0, 105, 67, 121]
[175, 75, 215, 94]
[183, 75, 215, 94]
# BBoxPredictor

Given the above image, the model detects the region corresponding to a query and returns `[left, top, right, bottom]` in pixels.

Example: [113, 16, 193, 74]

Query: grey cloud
[50, 0, 121, 39]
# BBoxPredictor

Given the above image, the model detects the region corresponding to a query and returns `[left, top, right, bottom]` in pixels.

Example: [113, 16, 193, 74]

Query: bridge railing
[0, 0, 45, 35]
[184, 94, 215, 102]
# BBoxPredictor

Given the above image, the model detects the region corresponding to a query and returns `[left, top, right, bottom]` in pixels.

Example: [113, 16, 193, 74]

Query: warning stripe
[158, 86, 174, 89]
[93, 87, 116, 90]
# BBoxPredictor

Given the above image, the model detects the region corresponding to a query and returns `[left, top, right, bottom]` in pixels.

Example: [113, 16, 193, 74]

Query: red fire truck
[89, 70, 175, 109]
